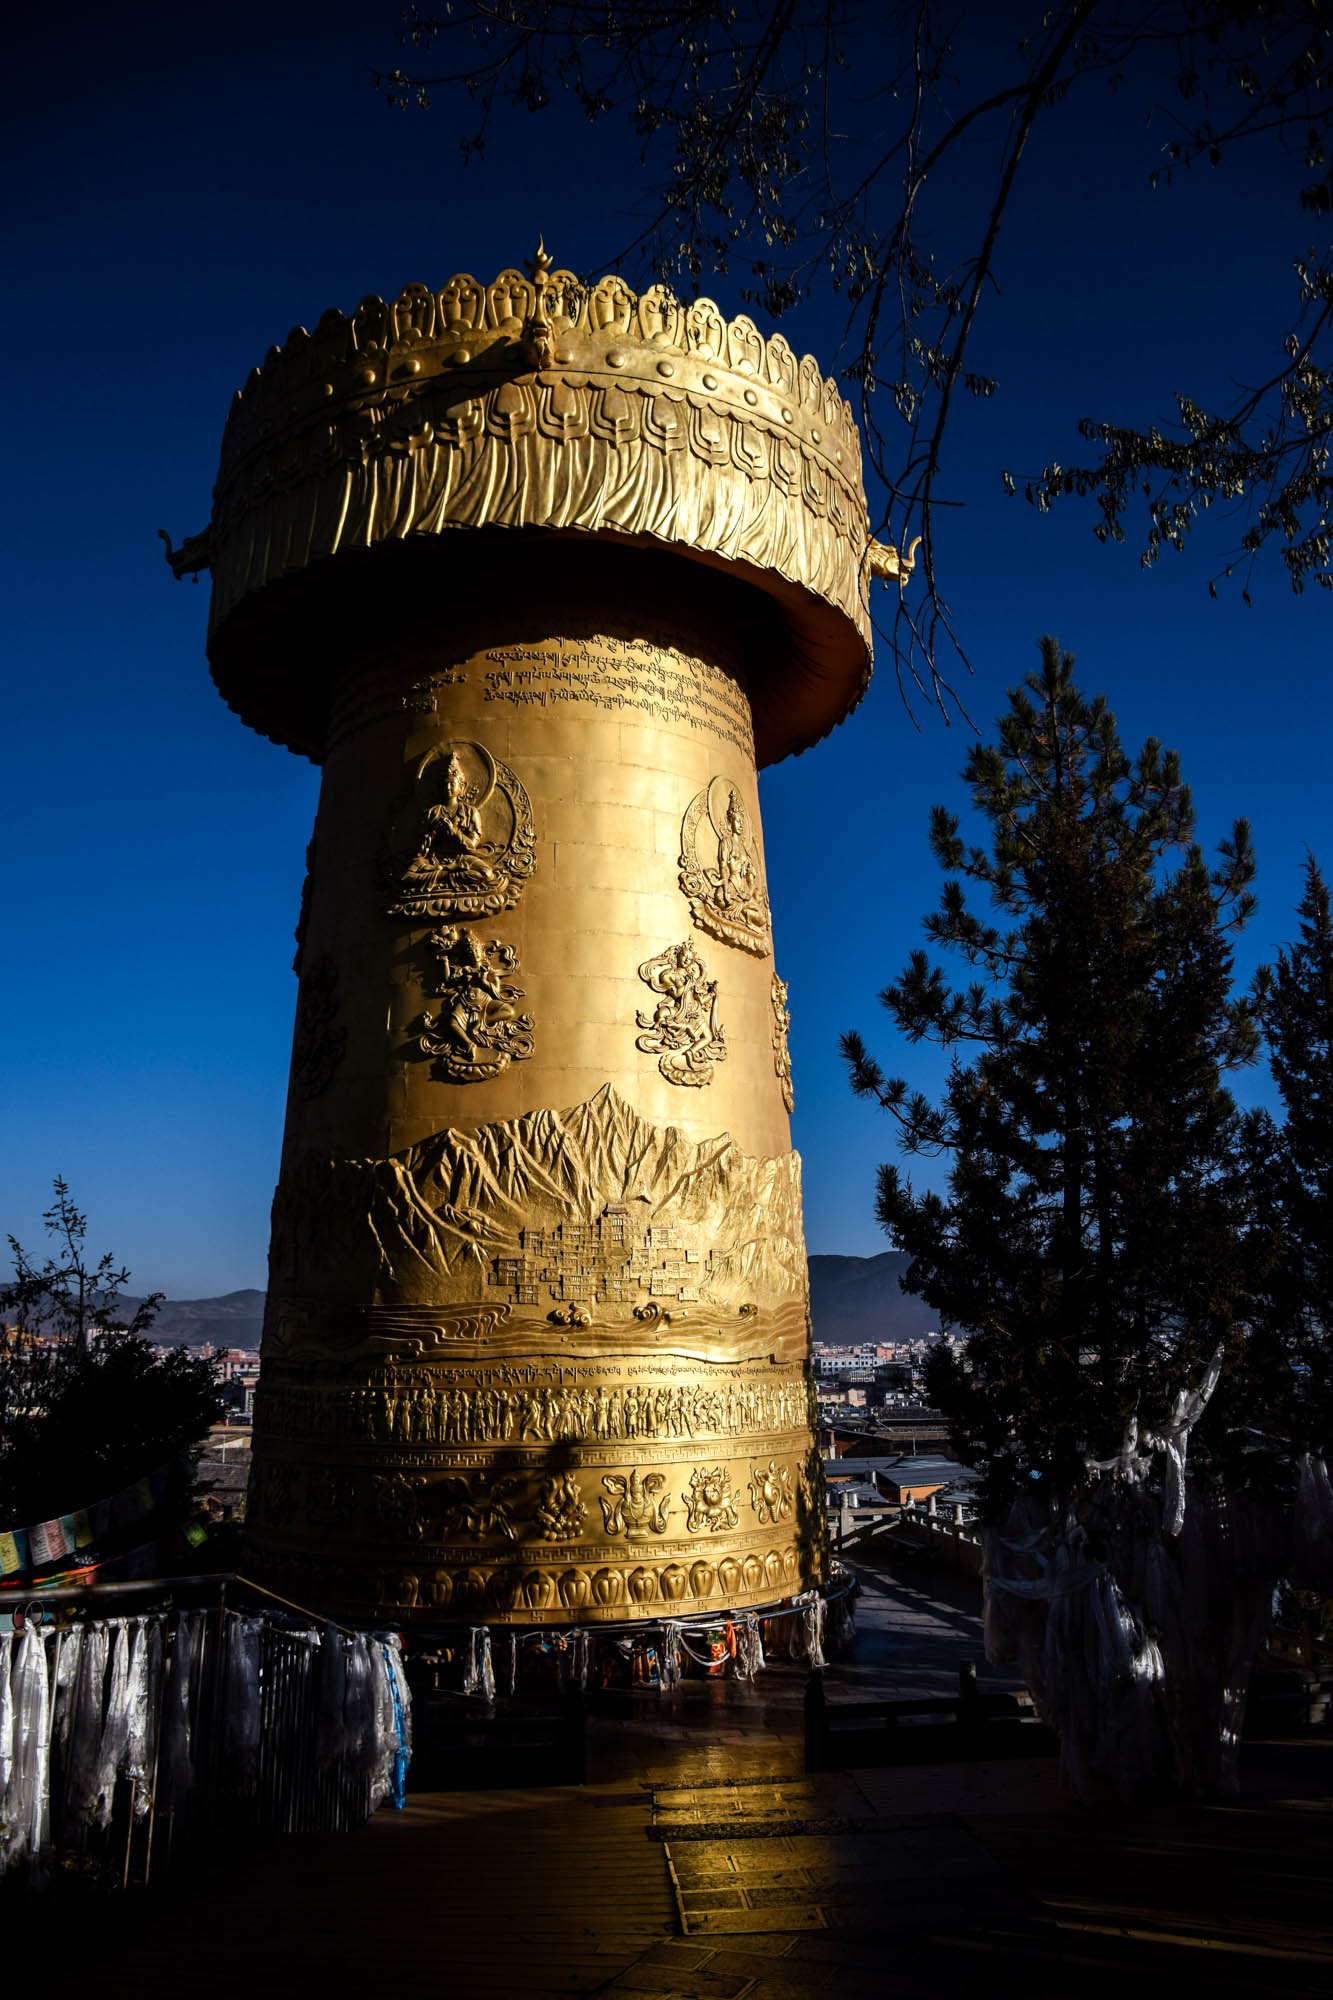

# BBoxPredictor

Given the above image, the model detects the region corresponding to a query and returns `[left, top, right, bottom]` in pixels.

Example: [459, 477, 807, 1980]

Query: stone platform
[61, 1544, 1333, 1995]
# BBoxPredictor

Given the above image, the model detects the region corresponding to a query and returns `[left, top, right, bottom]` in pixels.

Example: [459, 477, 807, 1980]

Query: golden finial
[522, 237, 557, 367]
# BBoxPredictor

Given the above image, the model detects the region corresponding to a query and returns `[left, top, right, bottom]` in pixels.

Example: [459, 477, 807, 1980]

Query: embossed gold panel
[174, 254, 905, 1623]
[249, 1347, 818, 1622]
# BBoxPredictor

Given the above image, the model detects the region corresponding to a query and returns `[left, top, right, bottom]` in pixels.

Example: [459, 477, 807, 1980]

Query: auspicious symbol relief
[385, 741, 535, 921]
[771, 974, 795, 1114]
[684, 1466, 739, 1534]
[749, 1459, 794, 1526]
[636, 942, 726, 1087]
[678, 778, 771, 955]
[373, 1471, 426, 1537]
[437, 1474, 522, 1542]
[409, 927, 535, 1082]
[534, 1472, 587, 1541]
[291, 953, 347, 1100]
[599, 1469, 673, 1540]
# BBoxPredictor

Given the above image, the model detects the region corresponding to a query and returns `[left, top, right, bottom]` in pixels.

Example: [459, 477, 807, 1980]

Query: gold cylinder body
[177, 259, 894, 1624]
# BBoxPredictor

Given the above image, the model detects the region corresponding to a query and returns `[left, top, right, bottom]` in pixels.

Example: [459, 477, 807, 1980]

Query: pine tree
[842, 637, 1276, 1794]
[843, 636, 1258, 1514]
[1256, 856, 1333, 1451]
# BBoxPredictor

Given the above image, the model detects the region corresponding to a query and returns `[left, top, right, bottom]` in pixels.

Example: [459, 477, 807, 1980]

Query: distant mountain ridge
[807, 1252, 937, 1344]
[120, 1290, 265, 1349]
[123, 1256, 930, 1349]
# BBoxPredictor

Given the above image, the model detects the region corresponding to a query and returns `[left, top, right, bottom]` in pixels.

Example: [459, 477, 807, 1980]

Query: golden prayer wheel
[170, 248, 909, 1624]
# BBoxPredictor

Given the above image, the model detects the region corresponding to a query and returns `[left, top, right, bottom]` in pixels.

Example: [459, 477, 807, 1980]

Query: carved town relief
[383, 741, 536, 921]
[771, 973, 795, 1114]
[635, 941, 727, 1087]
[291, 953, 347, 1100]
[266, 1085, 807, 1321]
[407, 926, 535, 1082]
[679, 778, 771, 955]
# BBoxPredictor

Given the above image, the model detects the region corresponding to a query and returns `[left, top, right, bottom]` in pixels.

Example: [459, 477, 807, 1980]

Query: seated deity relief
[383, 740, 536, 920]
[678, 776, 771, 956]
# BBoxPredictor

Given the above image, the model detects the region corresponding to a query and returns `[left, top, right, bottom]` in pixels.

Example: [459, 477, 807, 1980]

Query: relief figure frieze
[255, 1372, 807, 1447]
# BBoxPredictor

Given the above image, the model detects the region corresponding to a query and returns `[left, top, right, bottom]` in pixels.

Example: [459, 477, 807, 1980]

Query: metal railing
[0, 1577, 410, 1889]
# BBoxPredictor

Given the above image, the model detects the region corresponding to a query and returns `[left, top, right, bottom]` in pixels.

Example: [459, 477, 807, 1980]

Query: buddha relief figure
[385, 740, 536, 920]
[409, 927, 535, 1083]
[635, 940, 727, 1087]
[432, 750, 485, 853]
[771, 973, 795, 1114]
[678, 776, 771, 955]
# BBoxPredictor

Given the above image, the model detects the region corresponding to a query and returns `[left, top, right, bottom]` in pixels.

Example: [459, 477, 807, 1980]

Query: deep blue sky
[3, 3, 1328, 1297]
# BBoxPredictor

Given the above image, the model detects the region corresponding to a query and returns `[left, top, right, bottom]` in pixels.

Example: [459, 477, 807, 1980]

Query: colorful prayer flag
[0, 1528, 28, 1576]
[71, 1509, 92, 1549]
[29, 1517, 70, 1565]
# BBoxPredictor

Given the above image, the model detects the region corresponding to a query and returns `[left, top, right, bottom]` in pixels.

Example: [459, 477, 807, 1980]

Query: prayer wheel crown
[169, 248, 908, 766]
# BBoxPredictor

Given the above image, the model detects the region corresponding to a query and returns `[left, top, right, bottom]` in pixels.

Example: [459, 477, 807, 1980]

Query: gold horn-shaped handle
[866, 535, 921, 586]
[158, 526, 213, 579]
